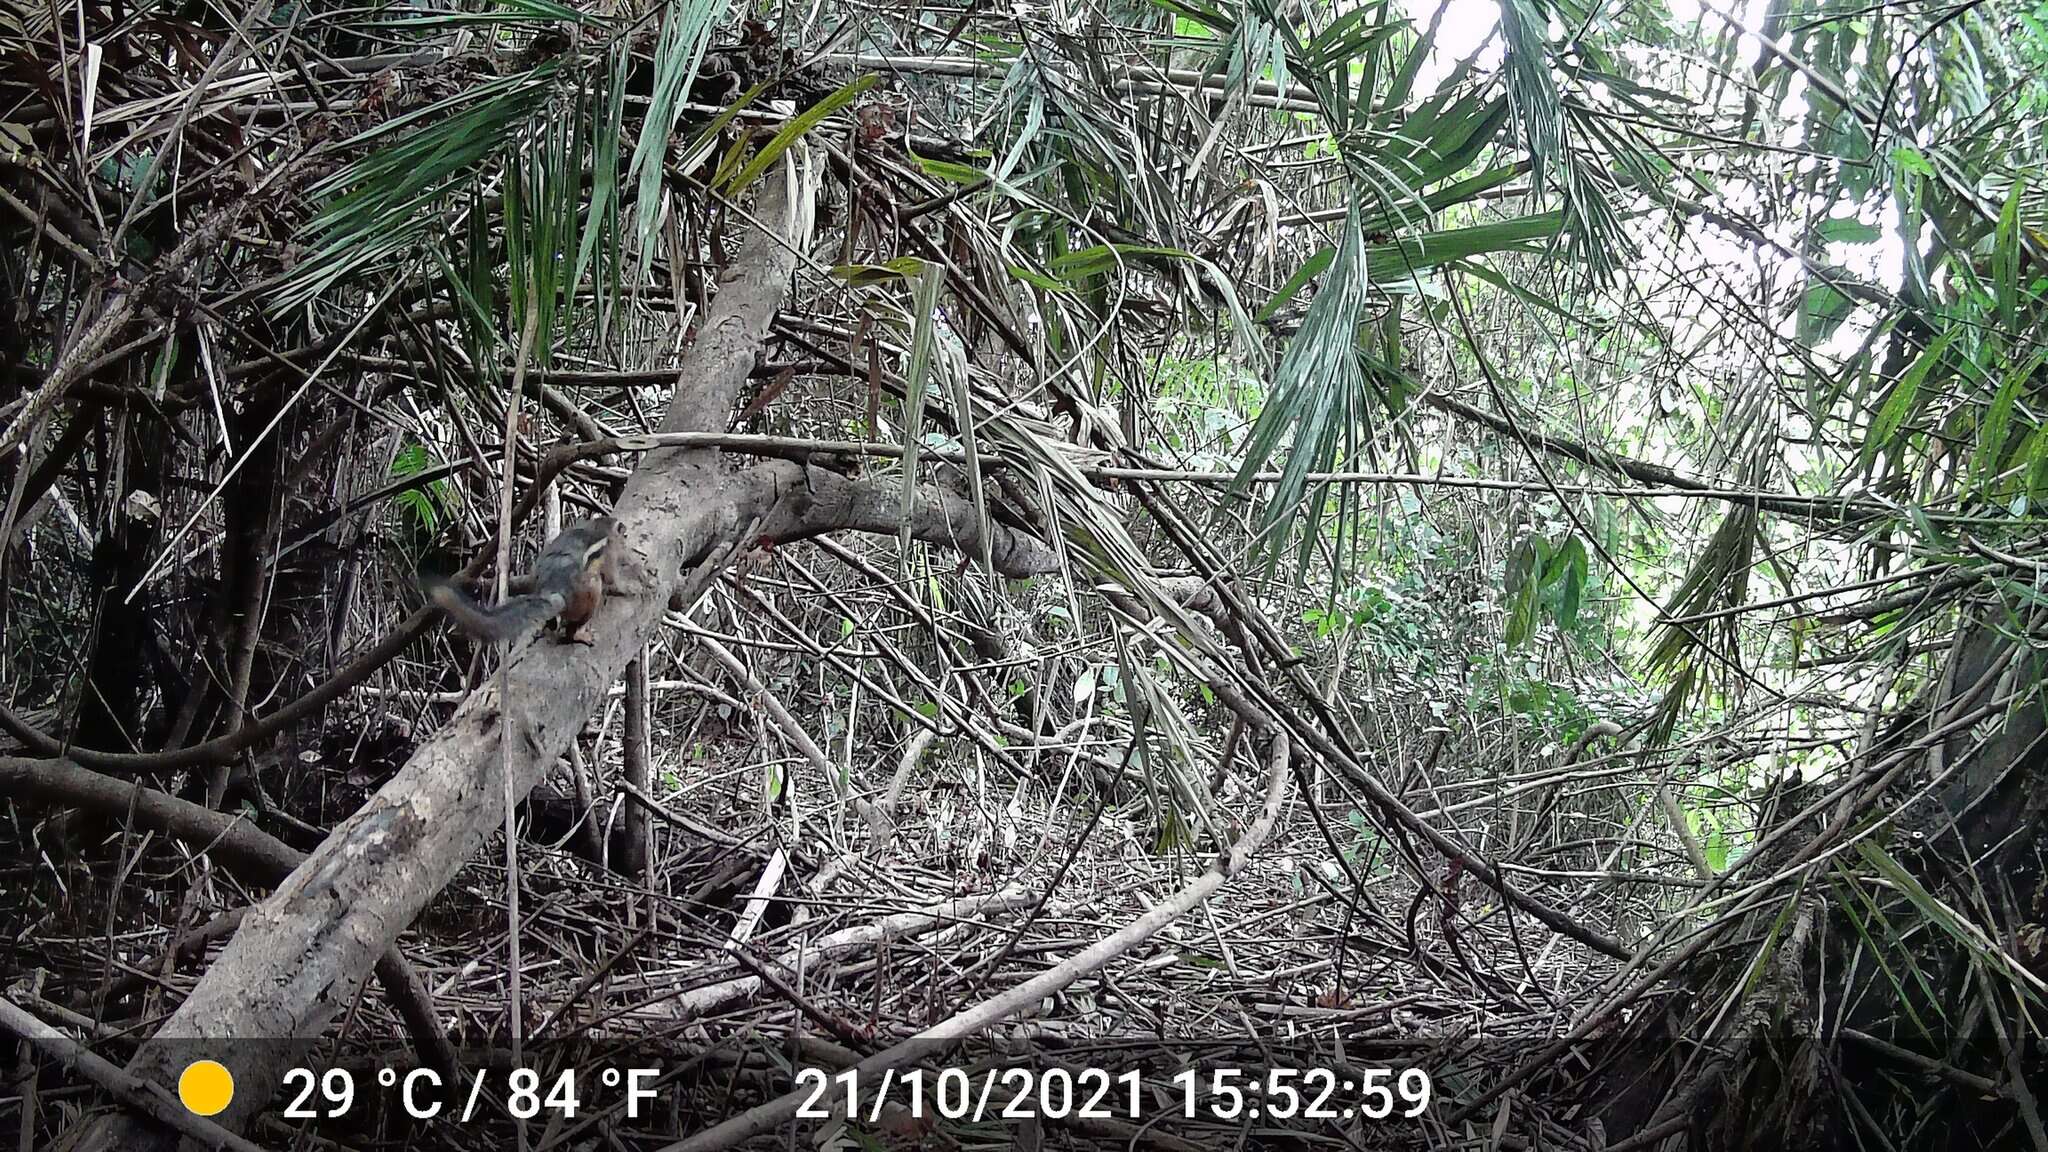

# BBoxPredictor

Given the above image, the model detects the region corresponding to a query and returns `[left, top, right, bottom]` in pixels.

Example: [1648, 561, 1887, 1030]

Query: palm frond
[1230, 197, 1375, 577]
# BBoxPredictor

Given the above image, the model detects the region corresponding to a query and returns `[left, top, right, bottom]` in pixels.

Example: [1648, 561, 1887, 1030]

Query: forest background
[1, 0, 2045, 1146]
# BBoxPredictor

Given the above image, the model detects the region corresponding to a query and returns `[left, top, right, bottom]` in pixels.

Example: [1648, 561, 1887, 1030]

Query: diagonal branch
[70, 161, 816, 1150]
[1423, 392, 1881, 524]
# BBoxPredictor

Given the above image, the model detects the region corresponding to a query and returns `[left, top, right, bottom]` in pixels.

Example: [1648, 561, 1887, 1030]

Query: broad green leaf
[1890, 146, 1935, 178]
[1506, 582, 1540, 649]
[1050, 243, 1197, 281]
[1403, 98, 1512, 188]
[673, 79, 770, 178]
[1994, 182, 2023, 331]
[908, 152, 988, 185]
[1815, 217, 1881, 245]
[1145, 0, 1233, 36]
[1365, 213, 1564, 281]
[1860, 329, 1956, 472]
[1006, 264, 1072, 293]
[1973, 351, 2043, 490]
[1256, 245, 1333, 322]
[1551, 535, 1588, 631]
[1358, 161, 1525, 236]
[1799, 280, 1855, 343]
[1704, 821, 1729, 873]
[726, 74, 879, 196]
[1301, 5, 1402, 73]
[1505, 535, 1548, 597]
[832, 257, 929, 286]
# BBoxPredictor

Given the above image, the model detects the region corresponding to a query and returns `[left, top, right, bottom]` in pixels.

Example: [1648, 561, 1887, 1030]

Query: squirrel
[429, 518, 615, 645]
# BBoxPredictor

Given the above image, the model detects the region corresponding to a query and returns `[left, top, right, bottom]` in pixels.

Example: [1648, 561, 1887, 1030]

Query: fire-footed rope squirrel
[429, 518, 615, 645]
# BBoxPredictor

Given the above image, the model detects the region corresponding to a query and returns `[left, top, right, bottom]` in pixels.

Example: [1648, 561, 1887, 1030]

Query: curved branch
[764, 462, 1061, 576]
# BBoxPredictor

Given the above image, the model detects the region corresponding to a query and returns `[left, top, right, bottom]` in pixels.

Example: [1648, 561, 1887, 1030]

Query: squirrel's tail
[428, 582, 564, 642]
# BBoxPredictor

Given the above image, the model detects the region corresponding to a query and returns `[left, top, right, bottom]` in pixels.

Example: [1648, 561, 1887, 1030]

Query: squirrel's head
[568, 518, 614, 568]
